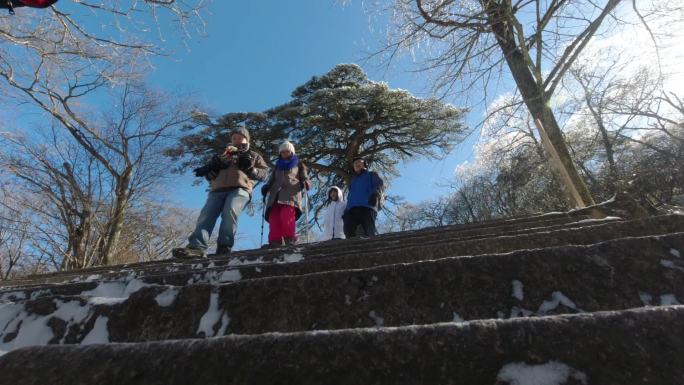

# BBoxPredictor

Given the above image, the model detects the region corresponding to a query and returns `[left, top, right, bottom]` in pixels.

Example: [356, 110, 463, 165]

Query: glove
[368, 193, 379, 208]
[193, 164, 212, 178]
[206, 170, 218, 181]
[260, 184, 270, 197]
[237, 153, 254, 171]
[302, 180, 311, 191]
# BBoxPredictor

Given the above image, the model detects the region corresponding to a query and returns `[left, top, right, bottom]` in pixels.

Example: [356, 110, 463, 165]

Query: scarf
[276, 154, 299, 170]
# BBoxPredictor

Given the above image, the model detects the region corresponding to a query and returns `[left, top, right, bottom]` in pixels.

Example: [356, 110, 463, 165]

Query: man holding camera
[173, 127, 269, 258]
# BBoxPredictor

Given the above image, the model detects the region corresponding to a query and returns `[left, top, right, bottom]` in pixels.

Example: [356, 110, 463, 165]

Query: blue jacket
[346, 170, 384, 212]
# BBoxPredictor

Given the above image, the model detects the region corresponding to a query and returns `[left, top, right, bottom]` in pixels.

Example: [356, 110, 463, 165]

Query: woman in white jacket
[319, 186, 346, 241]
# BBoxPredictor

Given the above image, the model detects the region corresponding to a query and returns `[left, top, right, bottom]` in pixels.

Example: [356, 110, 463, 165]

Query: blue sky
[142, 1, 481, 250]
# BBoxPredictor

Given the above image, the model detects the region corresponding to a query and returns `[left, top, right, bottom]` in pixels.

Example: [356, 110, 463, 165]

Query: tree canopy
[380, 0, 683, 207]
[169, 63, 469, 210]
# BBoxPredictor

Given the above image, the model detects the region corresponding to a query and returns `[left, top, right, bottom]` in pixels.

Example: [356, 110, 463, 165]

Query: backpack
[1, 0, 58, 14]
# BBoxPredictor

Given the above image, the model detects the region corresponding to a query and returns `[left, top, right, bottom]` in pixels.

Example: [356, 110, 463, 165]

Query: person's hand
[237, 153, 254, 171]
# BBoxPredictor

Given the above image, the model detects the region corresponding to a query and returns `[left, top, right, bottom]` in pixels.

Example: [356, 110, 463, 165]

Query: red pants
[268, 203, 297, 244]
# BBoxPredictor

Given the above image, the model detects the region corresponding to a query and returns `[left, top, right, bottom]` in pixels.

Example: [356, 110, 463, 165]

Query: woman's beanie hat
[279, 141, 295, 155]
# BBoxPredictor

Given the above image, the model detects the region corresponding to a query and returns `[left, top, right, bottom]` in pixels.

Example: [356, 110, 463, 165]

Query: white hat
[279, 141, 295, 155]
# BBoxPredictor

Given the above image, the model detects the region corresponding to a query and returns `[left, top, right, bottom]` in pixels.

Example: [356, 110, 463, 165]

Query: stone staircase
[0, 204, 683, 384]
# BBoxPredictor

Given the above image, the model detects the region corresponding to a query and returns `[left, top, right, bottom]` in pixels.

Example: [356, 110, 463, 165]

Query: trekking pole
[260, 194, 267, 247]
[304, 191, 311, 243]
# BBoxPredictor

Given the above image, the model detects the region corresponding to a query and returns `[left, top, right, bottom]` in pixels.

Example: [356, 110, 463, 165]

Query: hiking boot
[269, 241, 284, 249]
[215, 244, 231, 255]
[171, 247, 204, 259]
[284, 237, 298, 246]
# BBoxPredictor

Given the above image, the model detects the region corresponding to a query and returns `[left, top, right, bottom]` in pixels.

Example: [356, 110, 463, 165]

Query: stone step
[1, 233, 682, 351]
[1, 215, 679, 301]
[3, 212, 600, 288]
[0, 214, 674, 301]
[304, 215, 612, 255]
[299, 214, 682, 261]
[104, 214, 683, 287]
[304, 214, 600, 252]
[1, 305, 682, 385]
[8, 214, 673, 290]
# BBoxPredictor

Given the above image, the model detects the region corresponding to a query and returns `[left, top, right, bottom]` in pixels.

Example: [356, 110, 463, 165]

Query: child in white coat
[319, 186, 346, 241]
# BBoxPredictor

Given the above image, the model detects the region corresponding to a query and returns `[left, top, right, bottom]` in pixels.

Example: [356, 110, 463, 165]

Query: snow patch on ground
[280, 253, 304, 264]
[572, 216, 622, 224]
[85, 274, 102, 282]
[538, 292, 579, 315]
[0, 291, 26, 302]
[187, 269, 243, 285]
[497, 361, 588, 385]
[660, 259, 684, 272]
[88, 297, 127, 306]
[510, 306, 534, 318]
[196, 291, 230, 337]
[540, 212, 566, 216]
[368, 310, 384, 326]
[671, 248, 681, 258]
[512, 280, 524, 301]
[81, 316, 110, 345]
[155, 287, 179, 307]
[219, 269, 242, 283]
[227, 256, 264, 266]
[0, 299, 94, 354]
[639, 291, 653, 306]
[452, 311, 464, 322]
[0, 303, 54, 355]
[660, 294, 681, 306]
[82, 278, 150, 299]
[30, 289, 52, 300]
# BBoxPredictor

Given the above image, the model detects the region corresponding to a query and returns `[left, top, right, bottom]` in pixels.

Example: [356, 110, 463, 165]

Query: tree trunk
[100, 171, 132, 266]
[586, 100, 618, 194]
[485, 2, 596, 207]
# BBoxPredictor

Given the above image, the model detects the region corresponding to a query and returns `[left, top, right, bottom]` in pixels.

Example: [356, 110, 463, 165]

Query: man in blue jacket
[343, 157, 384, 238]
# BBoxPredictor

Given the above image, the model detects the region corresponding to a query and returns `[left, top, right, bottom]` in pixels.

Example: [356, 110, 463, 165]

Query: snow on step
[82, 278, 151, 303]
[497, 361, 587, 385]
[511, 280, 524, 301]
[660, 294, 681, 306]
[0, 300, 93, 356]
[196, 291, 230, 338]
[81, 316, 110, 345]
[154, 288, 179, 307]
[572, 216, 622, 224]
[538, 292, 581, 315]
[660, 259, 684, 272]
[451, 311, 464, 322]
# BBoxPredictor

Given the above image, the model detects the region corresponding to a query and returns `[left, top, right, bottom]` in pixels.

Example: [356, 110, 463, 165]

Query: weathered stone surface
[2, 233, 682, 345]
[1, 306, 682, 385]
[301, 214, 683, 263]
[4, 194, 654, 288]
[2, 214, 680, 292]
[0, 206, 682, 382]
[2, 213, 595, 288]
